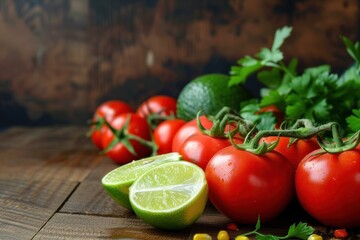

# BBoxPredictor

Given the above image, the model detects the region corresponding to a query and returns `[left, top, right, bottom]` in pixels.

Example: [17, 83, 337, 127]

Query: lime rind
[101, 152, 182, 209]
[129, 161, 208, 230]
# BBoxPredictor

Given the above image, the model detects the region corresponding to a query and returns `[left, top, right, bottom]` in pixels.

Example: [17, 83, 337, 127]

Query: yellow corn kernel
[217, 230, 230, 240]
[235, 236, 249, 240]
[307, 234, 323, 240]
[193, 233, 212, 240]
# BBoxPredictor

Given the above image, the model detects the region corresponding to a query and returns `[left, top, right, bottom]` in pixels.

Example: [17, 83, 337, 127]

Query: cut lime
[129, 161, 208, 230]
[101, 152, 182, 209]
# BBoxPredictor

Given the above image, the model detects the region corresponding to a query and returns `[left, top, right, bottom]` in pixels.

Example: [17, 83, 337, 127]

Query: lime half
[102, 152, 182, 209]
[129, 161, 208, 230]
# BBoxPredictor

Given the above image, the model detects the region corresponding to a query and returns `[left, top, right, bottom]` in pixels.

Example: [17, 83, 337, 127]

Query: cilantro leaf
[346, 108, 360, 132]
[257, 68, 282, 89]
[229, 61, 262, 86]
[260, 90, 283, 107]
[256, 235, 279, 240]
[285, 222, 315, 239]
[342, 36, 360, 64]
[229, 26, 292, 86]
[238, 217, 314, 240]
[229, 26, 360, 136]
[272, 26, 292, 52]
[240, 101, 276, 130]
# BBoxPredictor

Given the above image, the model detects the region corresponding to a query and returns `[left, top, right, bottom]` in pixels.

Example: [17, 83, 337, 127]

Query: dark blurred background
[0, 0, 359, 126]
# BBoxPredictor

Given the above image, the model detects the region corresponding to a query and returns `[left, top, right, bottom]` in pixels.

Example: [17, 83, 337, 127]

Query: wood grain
[60, 157, 133, 217]
[0, 179, 77, 239]
[34, 213, 190, 240]
[0, 127, 100, 239]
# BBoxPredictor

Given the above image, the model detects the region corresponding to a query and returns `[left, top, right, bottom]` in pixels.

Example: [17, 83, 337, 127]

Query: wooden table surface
[0, 126, 359, 240]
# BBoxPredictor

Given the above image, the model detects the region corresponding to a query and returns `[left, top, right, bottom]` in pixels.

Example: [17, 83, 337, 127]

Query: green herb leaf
[240, 101, 276, 130]
[285, 222, 315, 239]
[229, 26, 292, 86]
[256, 235, 279, 240]
[229, 62, 262, 86]
[346, 108, 360, 132]
[257, 68, 282, 89]
[237, 217, 314, 240]
[342, 36, 360, 64]
[255, 216, 261, 231]
[272, 26, 292, 52]
[260, 90, 283, 107]
[230, 26, 360, 136]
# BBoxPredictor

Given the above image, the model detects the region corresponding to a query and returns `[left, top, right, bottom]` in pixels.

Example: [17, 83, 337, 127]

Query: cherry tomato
[153, 119, 186, 155]
[136, 95, 177, 118]
[101, 113, 152, 164]
[262, 136, 319, 168]
[171, 115, 213, 152]
[206, 146, 294, 224]
[295, 148, 360, 228]
[90, 100, 133, 150]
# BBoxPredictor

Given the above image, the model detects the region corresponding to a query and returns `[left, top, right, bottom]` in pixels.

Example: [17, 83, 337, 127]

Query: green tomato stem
[249, 121, 335, 150]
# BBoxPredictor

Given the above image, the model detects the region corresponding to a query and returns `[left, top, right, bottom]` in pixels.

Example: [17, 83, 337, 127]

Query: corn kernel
[307, 233, 323, 240]
[235, 235, 250, 240]
[217, 230, 229, 240]
[193, 233, 212, 240]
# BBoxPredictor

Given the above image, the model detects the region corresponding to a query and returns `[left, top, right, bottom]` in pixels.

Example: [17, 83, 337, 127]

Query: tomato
[101, 113, 152, 164]
[153, 119, 186, 155]
[90, 125, 107, 150]
[90, 100, 133, 150]
[205, 146, 294, 224]
[171, 115, 213, 152]
[179, 134, 243, 171]
[262, 136, 319, 168]
[295, 148, 360, 228]
[179, 135, 231, 170]
[136, 95, 177, 118]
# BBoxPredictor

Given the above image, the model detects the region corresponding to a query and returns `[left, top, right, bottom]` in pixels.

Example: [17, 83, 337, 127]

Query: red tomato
[206, 146, 294, 224]
[171, 115, 213, 152]
[90, 100, 133, 150]
[153, 119, 186, 155]
[295, 148, 360, 228]
[136, 95, 177, 118]
[101, 113, 152, 164]
[179, 134, 243, 171]
[262, 137, 319, 168]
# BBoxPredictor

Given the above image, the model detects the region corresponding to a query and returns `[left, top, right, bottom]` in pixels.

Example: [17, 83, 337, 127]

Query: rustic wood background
[0, 0, 359, 126]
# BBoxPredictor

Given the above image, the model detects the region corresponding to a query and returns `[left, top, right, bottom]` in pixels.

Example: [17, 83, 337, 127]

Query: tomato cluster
[90, 98, 360, 230]
[202, 120, 360, 229]
[89, 95, 184, 165]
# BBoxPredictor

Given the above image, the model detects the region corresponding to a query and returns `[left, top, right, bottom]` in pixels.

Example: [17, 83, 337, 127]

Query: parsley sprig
[230, 26, 360, 134]
[238, 217, 314, 240]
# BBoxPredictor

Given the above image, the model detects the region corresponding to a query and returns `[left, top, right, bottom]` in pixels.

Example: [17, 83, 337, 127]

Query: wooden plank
[0, 126, 105, 239]
[34, 213, 190, 240]
[34, 207, 295, 240]
[0, 126, 93, 150]
[0, 179, 77, 240]
[0, 126, 102, 182]
[60, 156, 130, 217]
